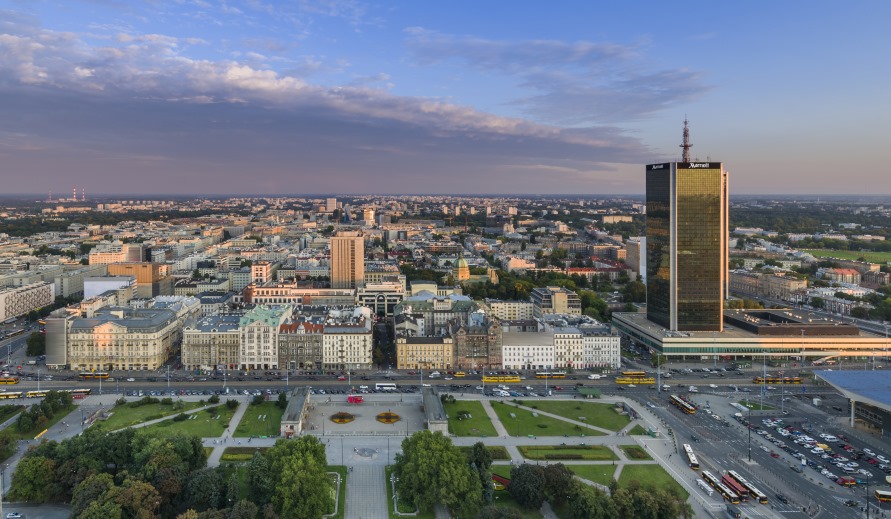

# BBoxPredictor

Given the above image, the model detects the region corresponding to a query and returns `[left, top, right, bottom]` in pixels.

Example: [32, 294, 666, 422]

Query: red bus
[721, 474, 749, 502]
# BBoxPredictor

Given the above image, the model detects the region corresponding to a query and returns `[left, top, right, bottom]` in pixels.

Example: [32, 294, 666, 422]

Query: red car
[337, 376, 346, 381]
[770, 452, 780, 458]
[554, 386, 563, 391]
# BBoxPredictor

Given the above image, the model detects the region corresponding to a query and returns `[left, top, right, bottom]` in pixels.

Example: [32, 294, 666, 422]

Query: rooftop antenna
[680, 116, 692, 163]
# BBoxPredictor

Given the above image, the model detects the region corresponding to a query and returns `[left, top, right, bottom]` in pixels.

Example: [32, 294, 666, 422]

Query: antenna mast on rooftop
[680, 117, 692, 163]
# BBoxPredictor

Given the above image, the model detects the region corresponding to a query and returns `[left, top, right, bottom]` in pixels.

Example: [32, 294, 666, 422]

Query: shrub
[251, 395, 265, 406]
[160, 398, 173, 405]
[536, 424, 548, 429]
[226, 399, 239, 410]
[129, 396, 159, 408]
[172, 413, 188, 422]
[543, 454, 583, 460]
[115, 397, 127, 406]
[208, 394, 220, 404]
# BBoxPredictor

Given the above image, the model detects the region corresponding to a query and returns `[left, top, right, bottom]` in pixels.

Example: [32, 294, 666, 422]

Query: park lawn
[620, 445, 652, 460]
[627, 424, 648, 435]
[385, 466, 435, 519]
[618, 464, 688, 499]
[566, 465, 618, 487]
[137, 405, 235, 438]
[233, 401, 285, 437]
[519, 445, 617, 461]
[444, 400, 498, 437]
[93, 401, 207, 431]
[515, 400, 630, 432]
[458, 445, 510, 461]
[738, 401, 776, 411]
[491, 465, 512, 479]
[490, 402, 605, 437]
[489, 492, 543, 519]
[12, 403, 76, 440]
[801, 249, 891, 263]
[221, 446, 269, 462]
[328, 466, 347, 519]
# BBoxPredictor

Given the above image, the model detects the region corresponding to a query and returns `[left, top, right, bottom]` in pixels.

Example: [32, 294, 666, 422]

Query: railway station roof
[815, 370, 891, 412]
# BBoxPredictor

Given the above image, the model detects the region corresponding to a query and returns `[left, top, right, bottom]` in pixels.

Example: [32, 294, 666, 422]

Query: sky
[1, 1, 889, 196]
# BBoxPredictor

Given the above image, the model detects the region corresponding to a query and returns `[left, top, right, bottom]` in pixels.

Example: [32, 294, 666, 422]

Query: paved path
[479, 400, 510, 437]
[206, 400, 250, 467]
[506, 401, 614, 435]
[346, 465, 388, 519]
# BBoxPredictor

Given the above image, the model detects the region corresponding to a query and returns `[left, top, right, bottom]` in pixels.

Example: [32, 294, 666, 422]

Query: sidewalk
[346, 465, 387, 519]
[206, 400, 250, 467]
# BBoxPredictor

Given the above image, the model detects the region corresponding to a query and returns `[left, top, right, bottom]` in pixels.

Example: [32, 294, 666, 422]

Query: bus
[616, 376, 656, 385]
[5, 329, 25, 339]
[535, 372, 566, 379]
[79, 372, 110, 380]
[726, 470, 768, 504]
[0, 377, 19, 385]
[721, 473, 749, 502]
[26, 388, 92, 399]
[620, 370, 647, 378]
[875, 489, 891, 503]
[683, 444, 700, 470]
[702, 471, 740, 504]
[482, 375, 521, 383]
[670, 394, 697, 414]
[375, 383, 398, 392]
[37, 320, 46, 326]
[0, 391, 22, 399]
[752, 376, 802, 385]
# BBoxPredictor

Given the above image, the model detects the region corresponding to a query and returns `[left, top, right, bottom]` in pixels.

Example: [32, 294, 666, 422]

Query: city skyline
[1, 1, 889, 196]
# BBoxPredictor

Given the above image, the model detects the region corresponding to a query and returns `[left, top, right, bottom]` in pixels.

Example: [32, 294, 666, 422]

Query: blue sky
[1, 1, 889, 195]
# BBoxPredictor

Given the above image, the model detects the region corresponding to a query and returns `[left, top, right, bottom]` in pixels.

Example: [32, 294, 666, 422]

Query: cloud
[0, 13, 655, 195]
[405, 28, 710, 125]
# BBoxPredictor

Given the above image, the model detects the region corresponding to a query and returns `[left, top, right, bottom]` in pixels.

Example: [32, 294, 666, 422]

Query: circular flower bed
[376, 411, 401, 424]
[330, 412, 355, 424]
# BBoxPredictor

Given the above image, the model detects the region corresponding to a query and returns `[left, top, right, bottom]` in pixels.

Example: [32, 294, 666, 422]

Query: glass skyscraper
[646, 162, 728, 331]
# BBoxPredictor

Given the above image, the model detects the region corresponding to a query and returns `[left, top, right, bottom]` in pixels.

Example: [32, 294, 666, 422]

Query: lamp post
[37, 367, 40, 392]
[865, 472, 871, 519]
[747, 406, 752, 462]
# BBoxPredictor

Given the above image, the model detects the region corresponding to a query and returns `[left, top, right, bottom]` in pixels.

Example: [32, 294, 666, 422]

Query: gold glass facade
[646, 162, 727, 331]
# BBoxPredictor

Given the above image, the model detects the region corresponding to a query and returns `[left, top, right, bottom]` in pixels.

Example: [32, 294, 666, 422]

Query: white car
[126, 377, 135, 382]
[877, 455, 890, 464]
[864, 449, 876, 457]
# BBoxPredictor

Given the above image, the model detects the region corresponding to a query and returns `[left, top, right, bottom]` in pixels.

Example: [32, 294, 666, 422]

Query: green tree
[568, 480, 616, 519]
[508, 464, 545, 510]
[26, 332, 46, 356]
[248, 451, 273, 505]
[267, 436, 333, 519]
[186, 469, 223, 511]
[277, 391, 288, 410]
[621, 281, 647, 303]
[477, 506, 523, 519]
[77, 500, 123, 519]
[230, 499, 259, 519]
[542, 463, 574, 507]
[72, 473, 116, 517]
[393, 431, 482, 517]
[9, 454, 57, 502]
[468, 442, 493, 504]
[810, 297, 825, 309]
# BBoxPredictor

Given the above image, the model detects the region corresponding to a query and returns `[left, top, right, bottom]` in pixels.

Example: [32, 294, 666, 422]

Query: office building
[530, 286, 581, 317]
[645, 161, 728, 331]
[330, 231, 364, 289]
[0, 282, 54, 321]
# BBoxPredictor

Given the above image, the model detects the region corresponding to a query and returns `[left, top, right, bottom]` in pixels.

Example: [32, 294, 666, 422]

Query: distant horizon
[3, 193, 891, 201]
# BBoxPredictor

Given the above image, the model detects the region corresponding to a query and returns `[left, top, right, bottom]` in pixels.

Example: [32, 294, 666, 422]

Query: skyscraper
[326, 197, 337, 213]
[646, 161, 728, 331]
[330, 231, 364, 289]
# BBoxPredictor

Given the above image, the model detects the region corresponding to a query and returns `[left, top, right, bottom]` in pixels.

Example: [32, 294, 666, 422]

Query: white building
[84, 276, 136, 299]
[0, 282, 55, 321]
[501, 332, 555, 370]
[582, 327, 621, 369]
[239, 305, 293, 370]
[554, 328, 584, 369]
[484, 299, 534, 321]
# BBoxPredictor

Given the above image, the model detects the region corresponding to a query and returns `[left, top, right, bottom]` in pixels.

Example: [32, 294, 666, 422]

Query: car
[770, 452, 780, 458]
[6, 513, 22, 518]
[878, 455, 890, 464]
[845, 500, 859, 507]
[126, 377, 135, 382]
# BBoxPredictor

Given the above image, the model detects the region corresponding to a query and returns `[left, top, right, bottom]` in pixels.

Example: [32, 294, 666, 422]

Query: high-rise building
[326, 197, 337, 212]
[330, 231, 364, 289]
[645, 161, 728, 331]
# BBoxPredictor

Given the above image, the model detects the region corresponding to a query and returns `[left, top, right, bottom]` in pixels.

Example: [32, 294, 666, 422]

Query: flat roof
[815, 370, 891, 412]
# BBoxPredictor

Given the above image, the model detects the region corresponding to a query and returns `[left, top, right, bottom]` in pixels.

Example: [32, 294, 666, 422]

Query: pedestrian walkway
[346, 464, 387, 519]
[506, 401, 613, 435]
[479, 399, 510, 437]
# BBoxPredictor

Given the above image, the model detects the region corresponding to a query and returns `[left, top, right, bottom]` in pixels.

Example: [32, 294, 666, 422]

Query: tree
[277, 391, 288, 409]
[26, 332, 46, 356]
[810, 297, 825, 309]
[542, 463, 574, 507]
[508, 464, 545, 510]
[230, 499, 259, 519]
[248, 451, 273, 506]
[568, 481, 615, 519]
[72, 473, 116, 517]
[9, 455, 58, 502]
[621, 281, 647, 304]
[267, 436, 333, 519]
[478, 506, 523, 519]
[78, 500, 123, 519]
[393, 431, 482, 517]
[186, 469, 223, 511]
[468, 442, 493, 504]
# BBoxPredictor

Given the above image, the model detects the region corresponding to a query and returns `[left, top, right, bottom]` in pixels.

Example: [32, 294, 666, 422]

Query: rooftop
[815, 371, 891, 412]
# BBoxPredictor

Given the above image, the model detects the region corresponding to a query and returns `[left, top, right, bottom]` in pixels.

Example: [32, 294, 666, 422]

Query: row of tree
[9, 419, 334, 519]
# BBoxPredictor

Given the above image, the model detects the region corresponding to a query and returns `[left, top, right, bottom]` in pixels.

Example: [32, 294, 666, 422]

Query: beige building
[484, 299, 534, 321]
[67, 307, 181, 371]
[396, 336, 454, 370]
[729, 271, 807, 302]
[239, 305, 292, 370]
[531, 286, 581, 317]
[0, 282, 55, 321]
[323, 318, 373, 370]
[330, 231, 364, 289]
[182, 314, 242, 371]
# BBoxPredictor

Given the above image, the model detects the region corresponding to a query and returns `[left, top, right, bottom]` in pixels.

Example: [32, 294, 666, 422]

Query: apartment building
[0, 282, 54, 321]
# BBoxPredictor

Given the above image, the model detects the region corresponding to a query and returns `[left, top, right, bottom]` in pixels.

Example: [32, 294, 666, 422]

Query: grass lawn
[233, 401, 284, 437]
[491, 465, 512, 479]
[221, 446, 269, 462]
[0, 404, 23, 423]
[488, 492, 543, 519]
[458, 445, 510, 461]
[738, 401, 776, 411]
[444, 400, 498, 437]
[514, 400, 630, 432]
[203, 447, 213, 458]
[385, 466, 435, 519]
[137, 404, 235, 438]
[13, 403, 76, 440]
[490, 402, 605, 437]
[566, 465, 617, 487]
[618, 464, 688, 499]
[92, 400, 207, 432]
[627, 424, 648, 435]
[620, 445, 652, 460]
[328, 466, 347, 519]
[801, 249, 891, 263]
[518, 445, 617, 461]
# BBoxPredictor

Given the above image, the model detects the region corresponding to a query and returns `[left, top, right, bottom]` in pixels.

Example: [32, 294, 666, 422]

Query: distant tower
[72, 187, 77, 201]
[81, 188, 85, 201]
[680, 117, 692, 163]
